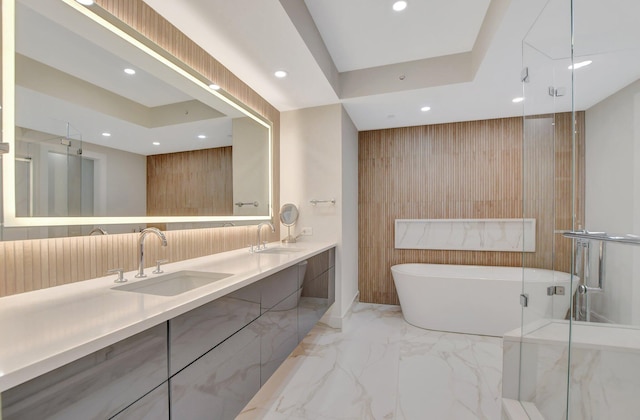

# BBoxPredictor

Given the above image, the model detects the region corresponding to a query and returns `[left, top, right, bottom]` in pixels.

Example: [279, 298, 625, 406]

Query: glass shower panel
[567, 0, 640, 418]
[574, 0, 640, 328]
[519, 0, 574, 418]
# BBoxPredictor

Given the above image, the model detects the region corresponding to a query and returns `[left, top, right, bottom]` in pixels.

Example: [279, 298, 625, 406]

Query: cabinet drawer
[110, 383, 169, 420]
[1, 324, 167, 420]
[260, 264, 300, 313]
[169, 282, 261, 375]
[170, 324, 261, 420]
[258, 291, 299, 385]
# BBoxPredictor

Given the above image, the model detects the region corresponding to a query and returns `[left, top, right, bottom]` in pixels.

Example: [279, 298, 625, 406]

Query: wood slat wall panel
[0, 226, 262, 296]
[0, 0, 280, 297]
[147, 147, 233, 216]
[359, 114, 585, 305]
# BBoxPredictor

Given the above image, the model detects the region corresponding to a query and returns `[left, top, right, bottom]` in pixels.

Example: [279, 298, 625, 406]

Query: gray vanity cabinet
[1, 248, 336, 420]
[1, 324, 168, 420]
[257, 263, 306, 385]
[298, 249, 336, 340]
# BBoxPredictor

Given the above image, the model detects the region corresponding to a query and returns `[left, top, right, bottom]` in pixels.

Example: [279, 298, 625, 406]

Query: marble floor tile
[239, 303, 503, 420]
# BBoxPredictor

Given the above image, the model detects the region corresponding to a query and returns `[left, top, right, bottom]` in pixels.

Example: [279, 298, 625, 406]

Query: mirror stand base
[282, 235, 297, 243]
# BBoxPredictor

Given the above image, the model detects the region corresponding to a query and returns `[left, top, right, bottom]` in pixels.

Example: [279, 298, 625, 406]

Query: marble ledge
[395, 218, 536, 252]
[0, 241, 336, 393]
[504, 319, 640, 354]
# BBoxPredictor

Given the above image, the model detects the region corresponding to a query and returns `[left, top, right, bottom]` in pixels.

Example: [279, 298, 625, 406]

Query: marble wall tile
[568, 348, 640, 420]
[503, 334, 640, 420]
[395, 219, 536, 252]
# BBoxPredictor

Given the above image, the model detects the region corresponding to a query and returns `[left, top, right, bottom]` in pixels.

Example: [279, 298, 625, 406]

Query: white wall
[340, 106, 359, 318]
[232, 117, 270, 217]
[585, 78, 640, 325]
[280, 104, 359, 327]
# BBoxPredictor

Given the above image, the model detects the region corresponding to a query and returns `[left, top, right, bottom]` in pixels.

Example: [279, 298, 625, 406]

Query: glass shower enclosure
[513, 0, 640, 418]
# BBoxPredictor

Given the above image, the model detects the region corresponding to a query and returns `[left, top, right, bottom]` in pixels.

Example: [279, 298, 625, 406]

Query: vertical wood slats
[359, 114, 585, 305]
[0, 226, 279, 297]
[147, 147, 233, 216]
[0, 0, 280, 297]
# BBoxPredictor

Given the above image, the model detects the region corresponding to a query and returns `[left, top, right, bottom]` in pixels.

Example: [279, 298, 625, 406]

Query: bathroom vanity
[0, 242, 335, 419]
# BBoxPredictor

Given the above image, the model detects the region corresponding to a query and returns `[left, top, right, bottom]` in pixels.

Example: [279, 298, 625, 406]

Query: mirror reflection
[5, 0, 271, 234]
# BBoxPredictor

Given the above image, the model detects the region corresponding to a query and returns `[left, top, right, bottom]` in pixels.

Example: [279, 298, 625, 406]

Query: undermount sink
[112, 270, 232, 296]
[257, 247, 306, 254]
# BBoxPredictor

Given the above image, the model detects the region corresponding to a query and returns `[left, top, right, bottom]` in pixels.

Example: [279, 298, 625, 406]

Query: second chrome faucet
[136, 227, 168, 278]
[251, 222, 275, 252]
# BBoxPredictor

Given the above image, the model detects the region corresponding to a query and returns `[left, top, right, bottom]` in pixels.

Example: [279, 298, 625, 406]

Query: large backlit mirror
[1, 0, 272, 239]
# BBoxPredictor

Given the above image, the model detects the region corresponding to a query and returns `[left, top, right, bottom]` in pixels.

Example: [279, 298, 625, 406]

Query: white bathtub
[390, 264, 575, 337]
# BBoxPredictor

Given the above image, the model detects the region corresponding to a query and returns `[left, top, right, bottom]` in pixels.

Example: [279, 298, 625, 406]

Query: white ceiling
[143, 0, 640, 132]
[304, 0, 490, 72]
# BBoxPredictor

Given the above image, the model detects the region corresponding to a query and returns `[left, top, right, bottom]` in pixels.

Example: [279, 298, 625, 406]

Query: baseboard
[319, 290, 360, 330]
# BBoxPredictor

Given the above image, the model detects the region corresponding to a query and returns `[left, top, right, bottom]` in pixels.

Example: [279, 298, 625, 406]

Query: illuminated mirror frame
[2, 0, 273, 228]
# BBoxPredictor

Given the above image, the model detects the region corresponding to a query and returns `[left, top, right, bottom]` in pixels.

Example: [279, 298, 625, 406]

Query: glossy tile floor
[239, 303, 503, 420]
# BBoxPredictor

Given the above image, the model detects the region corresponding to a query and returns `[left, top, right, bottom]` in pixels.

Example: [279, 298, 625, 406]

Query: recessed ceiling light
[393, 1, 407, 11]
[152, 142, 160, 146]
[209, 84, 220, 90]
[512, 97, 525, 103]
[420, 106, 431, 112]
[274, 70, 288, 78]
[568, 60, 592, 70]
[101, 132, 111, 137]
[197, 134, 207, 139]
[124, 68, 136, 75]
[76, 0, 94, 5]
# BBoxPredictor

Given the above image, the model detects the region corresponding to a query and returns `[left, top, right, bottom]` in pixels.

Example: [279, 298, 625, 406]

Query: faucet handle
[107, 268, 127, 283]
[153, 259, 169, 274]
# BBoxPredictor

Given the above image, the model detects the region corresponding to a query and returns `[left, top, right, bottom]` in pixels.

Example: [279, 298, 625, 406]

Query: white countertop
[0, 241, 335, 392]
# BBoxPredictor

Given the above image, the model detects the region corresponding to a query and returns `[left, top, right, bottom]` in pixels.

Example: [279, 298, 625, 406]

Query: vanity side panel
[298, 249, 336, 340]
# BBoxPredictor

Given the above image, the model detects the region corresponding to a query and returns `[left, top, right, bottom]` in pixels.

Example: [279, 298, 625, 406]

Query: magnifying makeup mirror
[280, 203, 299, 243]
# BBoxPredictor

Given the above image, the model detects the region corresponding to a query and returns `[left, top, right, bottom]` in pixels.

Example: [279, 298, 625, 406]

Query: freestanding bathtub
[390, 264, 575, 337]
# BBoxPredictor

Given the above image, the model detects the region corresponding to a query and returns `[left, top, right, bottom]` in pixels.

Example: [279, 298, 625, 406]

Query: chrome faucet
[253, 222, 275, 252]
[136, 228, 168, 278]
